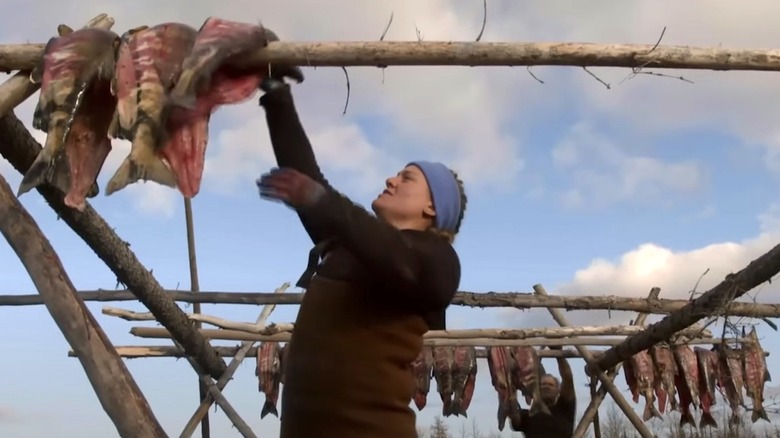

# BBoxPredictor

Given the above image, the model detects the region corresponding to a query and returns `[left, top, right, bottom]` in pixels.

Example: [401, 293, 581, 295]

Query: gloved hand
[256, 167, 326, 209]
[260, 26, 304, 91]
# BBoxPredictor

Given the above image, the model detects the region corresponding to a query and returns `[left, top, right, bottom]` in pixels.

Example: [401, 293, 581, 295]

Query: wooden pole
[0, 111, 227, 380]
[0, 172, 167, 438]
[182, 197, 209, 438]
[592, 241, 780, 373]
[533, 284, 654, 438]
[4, 40, 780, 72]
[5, 289, 780, 318]
[179, 284, 289, 438]
[572, 288, 661, 438]
[128, 326, 740, 347]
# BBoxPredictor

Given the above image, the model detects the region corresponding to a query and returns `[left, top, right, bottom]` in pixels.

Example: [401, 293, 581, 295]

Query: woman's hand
[256, 167, 326, 209]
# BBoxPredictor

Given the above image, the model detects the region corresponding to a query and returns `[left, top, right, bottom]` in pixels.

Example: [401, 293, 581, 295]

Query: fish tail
[680, 409, 696, 428]
[105, 124, 176, 195]
[449, 398, 461, 417]
[656, 386, 667, 414]
[752, 404, 769, 423]
[729, 412, 741, 426]
[699, 411, 718, 429]
[18, 136, 69, 196]
[642, 402, 652, 422]
[670, 391, 679, 412]
[497, 402, 507, 431]
[260, 399, 278, 419]
[413, 392, 427, 411]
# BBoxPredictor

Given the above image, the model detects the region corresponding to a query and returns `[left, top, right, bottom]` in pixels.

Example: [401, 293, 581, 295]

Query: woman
[255, 70, 467, 437]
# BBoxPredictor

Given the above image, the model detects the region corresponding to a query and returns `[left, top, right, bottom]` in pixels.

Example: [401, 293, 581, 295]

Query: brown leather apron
[279, 275, 428, 438]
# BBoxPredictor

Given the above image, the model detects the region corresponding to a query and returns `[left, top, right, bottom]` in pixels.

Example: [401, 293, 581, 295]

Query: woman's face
[371, 164, 435, 230]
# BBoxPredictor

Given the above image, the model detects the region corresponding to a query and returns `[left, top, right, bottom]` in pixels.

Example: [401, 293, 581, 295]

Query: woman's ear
[423, 202, 436, 218]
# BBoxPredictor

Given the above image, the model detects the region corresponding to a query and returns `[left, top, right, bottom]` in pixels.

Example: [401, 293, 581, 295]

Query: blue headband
[408, 160, 462, 233]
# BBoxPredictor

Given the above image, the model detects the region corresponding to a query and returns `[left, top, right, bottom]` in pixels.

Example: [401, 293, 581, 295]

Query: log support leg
[178, 283, 290, 438]
[533, 284, 655, 438]
[572, 288, 661, 438]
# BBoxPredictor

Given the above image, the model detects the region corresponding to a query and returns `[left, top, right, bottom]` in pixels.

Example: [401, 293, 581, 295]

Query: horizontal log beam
[2, 40, 780, 73]
[3, 289, 780, 318]
[592, 241, 780, 373]
[101, 305, 713, 338]
[129, 326, 742, 347]
[69, 345, 770, 360]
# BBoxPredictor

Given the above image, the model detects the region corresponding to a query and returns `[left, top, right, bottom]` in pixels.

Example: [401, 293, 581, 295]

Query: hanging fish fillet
[649, 343, 678, 413]
[694, 347, 719, 429]
[673, 344, 700, 428]
[743, 327, 771, 423]
[623, 350, 662, 421]
[432, 346, 455, 416]
[20, 26, 120, 210]
[487, 346, 521, 431]
[256, 341, 282, 419]
[714, 343, 746, 426]
[510, 346, 550, 416]
[411, 346, 434, 411]
[450, 346, 477, 417]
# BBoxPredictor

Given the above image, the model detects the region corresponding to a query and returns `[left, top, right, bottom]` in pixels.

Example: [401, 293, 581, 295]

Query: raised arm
[301, 189, 461, 313]
[555, 350, 575, 403]
[258, 82, 333, 244]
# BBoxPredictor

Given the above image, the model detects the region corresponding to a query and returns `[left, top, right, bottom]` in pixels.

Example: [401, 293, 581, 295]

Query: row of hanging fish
[18, 16, 302, 210]
[410, 345, 552, 432]
[411, 346, 478, 417]
[615, 326, 770, 429]
[255, 342, 289, 419]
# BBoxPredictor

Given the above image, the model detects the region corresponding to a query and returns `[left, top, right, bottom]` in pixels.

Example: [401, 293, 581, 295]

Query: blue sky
[3, 1, 780, 437]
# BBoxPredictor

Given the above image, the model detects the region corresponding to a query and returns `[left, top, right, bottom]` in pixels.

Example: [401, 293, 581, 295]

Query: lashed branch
[0, 110, 227, 379]
[3, 40, 780, 72]
[0, 172, 166, 438]
[592, 241, 780, 372]
[129, 327, 740, 347]
[102, 306, 711, 338]
[5, 289, 780, 317]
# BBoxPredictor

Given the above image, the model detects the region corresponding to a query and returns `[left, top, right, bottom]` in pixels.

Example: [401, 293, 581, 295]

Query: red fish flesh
[163, 17, 286, 197]
[450, 346, 477, 417]
[432, 346, 455, 416]
[487, 346, 521, 431]
[256, 341, 282, 419]
[650, 343, 678, 413]
[411, 346, 434, 411]
[20, 26, 119, 211]
[694, 347, 719, 429]
[624, 350, 662, 421]
[672, 344, 700, 428]
[510, 346, 551, 416]
[714, 343, 745, 426]
[743, 327, 771, 423]
[106, 23, 198, 196]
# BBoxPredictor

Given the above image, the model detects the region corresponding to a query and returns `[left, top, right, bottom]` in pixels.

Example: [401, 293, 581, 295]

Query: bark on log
[0, 172, 166, 438]
[129, 327, 739, 347]
[3, 40, 780, 71]
[592, 241, 780, 373]
[0, 111, 227, 380]
[4, 289, 779, 317]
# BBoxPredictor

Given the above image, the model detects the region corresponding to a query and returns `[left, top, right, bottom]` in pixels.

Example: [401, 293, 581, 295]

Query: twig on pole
[533, 284, 654, 438]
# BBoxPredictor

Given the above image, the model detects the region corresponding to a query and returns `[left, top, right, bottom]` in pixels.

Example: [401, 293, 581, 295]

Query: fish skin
[279, 344, 290, 385]
[20, 27, 120, 206]
[672, 344, 700, 428]
[714, 344, 745, 427]
[432, 347, 455, 417]
[162, 17, 278, 197]
[411, 346, 434, 411]
[694, 347, 719, 429]
[450, 346, 477, 417]
[256, 342, 282, 419]
[623, 357, 640, 404]
[105, 22, 197, 195]
[743, 327, 770, 423]
[510, 346, 551, 416]
[487, 346, 516, 431]
[630, 350, 663, 422]
[650, 344, 678, 413]
[459, 353, 478, 414]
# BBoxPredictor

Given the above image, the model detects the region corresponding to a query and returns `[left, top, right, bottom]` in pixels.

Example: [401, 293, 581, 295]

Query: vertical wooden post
[533, 284, 655, 438]
[0, 172, 167, 438]
[183, 197, 209, 438]
[572, 288, 661, 438]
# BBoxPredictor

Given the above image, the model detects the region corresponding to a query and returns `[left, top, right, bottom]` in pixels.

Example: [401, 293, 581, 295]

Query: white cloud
[551, 122, 703, 209]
